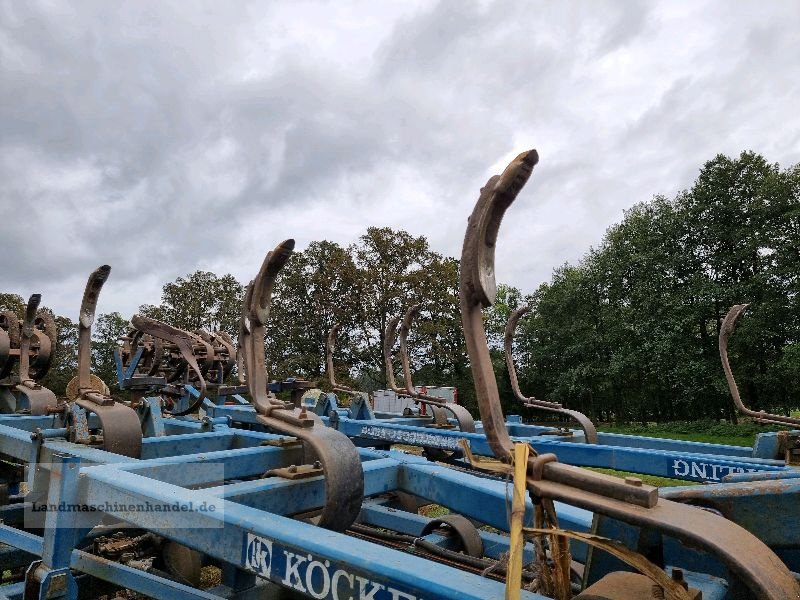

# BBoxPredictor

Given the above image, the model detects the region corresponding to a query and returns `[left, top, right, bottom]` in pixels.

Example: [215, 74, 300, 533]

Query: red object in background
[453, 387, 459, 405]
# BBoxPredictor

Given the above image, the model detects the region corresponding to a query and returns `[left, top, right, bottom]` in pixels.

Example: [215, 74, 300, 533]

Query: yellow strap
[523, 528, 694, 600]
[505, 442, 529, 600]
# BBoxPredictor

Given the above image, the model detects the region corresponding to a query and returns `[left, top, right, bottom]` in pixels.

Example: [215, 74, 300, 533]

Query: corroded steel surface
[504, 306, 598, 443]
[129, 315, 209, 416]
[720, 303, 800, 428]
[242, 240, 363, 532]
[458, 149, 800, 599]
[72, 266, 142, 458]
[381, 308, 475, 432]
[326, 323, 361, 396]
[397, 305, 475, 432]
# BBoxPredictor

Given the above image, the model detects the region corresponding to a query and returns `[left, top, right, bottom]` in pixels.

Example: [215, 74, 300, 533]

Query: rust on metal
[72, 266, 142, 458]
[265, 464, 324, 480]
[505, 306, 598, 443]
[458, 149, 800, 599]
[381, 306, 475, 432]
[720, 303, 800, 428]
[0, 294, 59, 415]
[241, 239, 363, 532]
[326, 324, 361, 396]
[129, 315, 209, 416]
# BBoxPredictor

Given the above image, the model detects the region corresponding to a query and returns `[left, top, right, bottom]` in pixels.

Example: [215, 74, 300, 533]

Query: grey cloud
[1, 0, 798, 320]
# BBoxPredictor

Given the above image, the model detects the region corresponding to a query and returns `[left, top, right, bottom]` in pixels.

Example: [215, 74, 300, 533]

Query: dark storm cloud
[1, 0, 798, 319]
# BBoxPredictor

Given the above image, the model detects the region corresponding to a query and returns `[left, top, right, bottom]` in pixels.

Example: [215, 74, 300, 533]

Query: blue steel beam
[78, 467, 545, 600]
[0, 526, 227, 600]
[396, 456, 593, 535]
[330, 418, 790, 483]
[359, 500, 540, 563]
[204, 458, 399, 515]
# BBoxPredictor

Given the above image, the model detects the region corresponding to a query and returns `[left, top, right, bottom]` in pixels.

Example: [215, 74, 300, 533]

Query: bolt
[313, 461, 322, 469]
[624, 476, 643, 487]
[288, 465, 297, 473]
[30, 431, 41, 441]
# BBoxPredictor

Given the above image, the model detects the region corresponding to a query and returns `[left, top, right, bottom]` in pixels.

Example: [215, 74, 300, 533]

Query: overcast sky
[2, 0, 798, 320]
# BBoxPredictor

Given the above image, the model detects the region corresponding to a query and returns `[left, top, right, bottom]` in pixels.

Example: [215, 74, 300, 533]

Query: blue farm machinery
[0, 150, 798, 599]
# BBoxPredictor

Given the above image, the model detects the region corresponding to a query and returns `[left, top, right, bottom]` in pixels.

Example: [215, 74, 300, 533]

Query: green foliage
[38, 315, 77, 396]
[267, 240, 361, 380]
[518, 150, 800, 422]
[92, 312, 129, 390]
[138, 271, 244, 336]
[0, 294, 25, 315]
[3, 150, 796, 424]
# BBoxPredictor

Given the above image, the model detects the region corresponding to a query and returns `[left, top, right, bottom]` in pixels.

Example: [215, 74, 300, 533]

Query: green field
[597, 419, 783, 448]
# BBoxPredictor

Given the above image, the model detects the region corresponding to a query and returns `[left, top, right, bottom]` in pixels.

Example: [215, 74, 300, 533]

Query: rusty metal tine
[383, 316, 403, 393]
[240, 240, 364, 532]
[720, 303, 800, 428]
[17, 294, 41, 383]
[504, 306, 560, 408]
[505, 306, 598, 443]
[457, 150, 800, 599]
[398, 304, 422, 394]
[237, 282, 254, 386]
[397, 305, 476, 432]
[130, 315, 208, 416]
[245, 239, 295, 411]
[78, 266, 111, 393]
[326, 324, 340, 389]
[460, 150, 539, 460]
[326, 324, 358, 395]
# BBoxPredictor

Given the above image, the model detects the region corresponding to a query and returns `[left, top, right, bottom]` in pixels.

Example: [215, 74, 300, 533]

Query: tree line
[2, 151, 797, 423]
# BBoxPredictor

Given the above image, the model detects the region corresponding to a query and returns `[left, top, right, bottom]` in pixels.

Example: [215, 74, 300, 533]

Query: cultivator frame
[0, 150, 798, 600]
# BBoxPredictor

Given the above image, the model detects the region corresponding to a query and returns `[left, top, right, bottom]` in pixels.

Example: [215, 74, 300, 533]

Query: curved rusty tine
[398, 305, 476, 432]
[130, 315, 208, 417]
[73, 265, 142, 458]
[720, 304, 800, 428]
[382, 316, 404, 394]
[505, 306, 598, 443]
[244, 240, 295, 413]
[14, 294, 57, 415]
[384, 313, 441, 424]
[17, 294, 41, 384]
[78, 265, 111, 395]
[214, 331, 237, 380]
[236, 283, 253, 386]
[0, 328, 9, 376]
[459, 150, 800, 599]
[76, 401, 143, 456]
[397, 304, 422, 397]
[326, 324, 358, 395]
[243, 240, 364, 532]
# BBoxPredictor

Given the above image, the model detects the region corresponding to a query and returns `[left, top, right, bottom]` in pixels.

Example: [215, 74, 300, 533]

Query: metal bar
[40, 455, 82, 570]
[204, 458, 399, 515]
[70, 551, 223, 600]
[720, 304, 800, 427]
[80, 468, 543, 600]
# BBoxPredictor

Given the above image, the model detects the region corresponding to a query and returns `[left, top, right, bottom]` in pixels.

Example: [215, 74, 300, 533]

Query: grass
[584, 467, 697, 488]
[597, 419, 784, 447]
